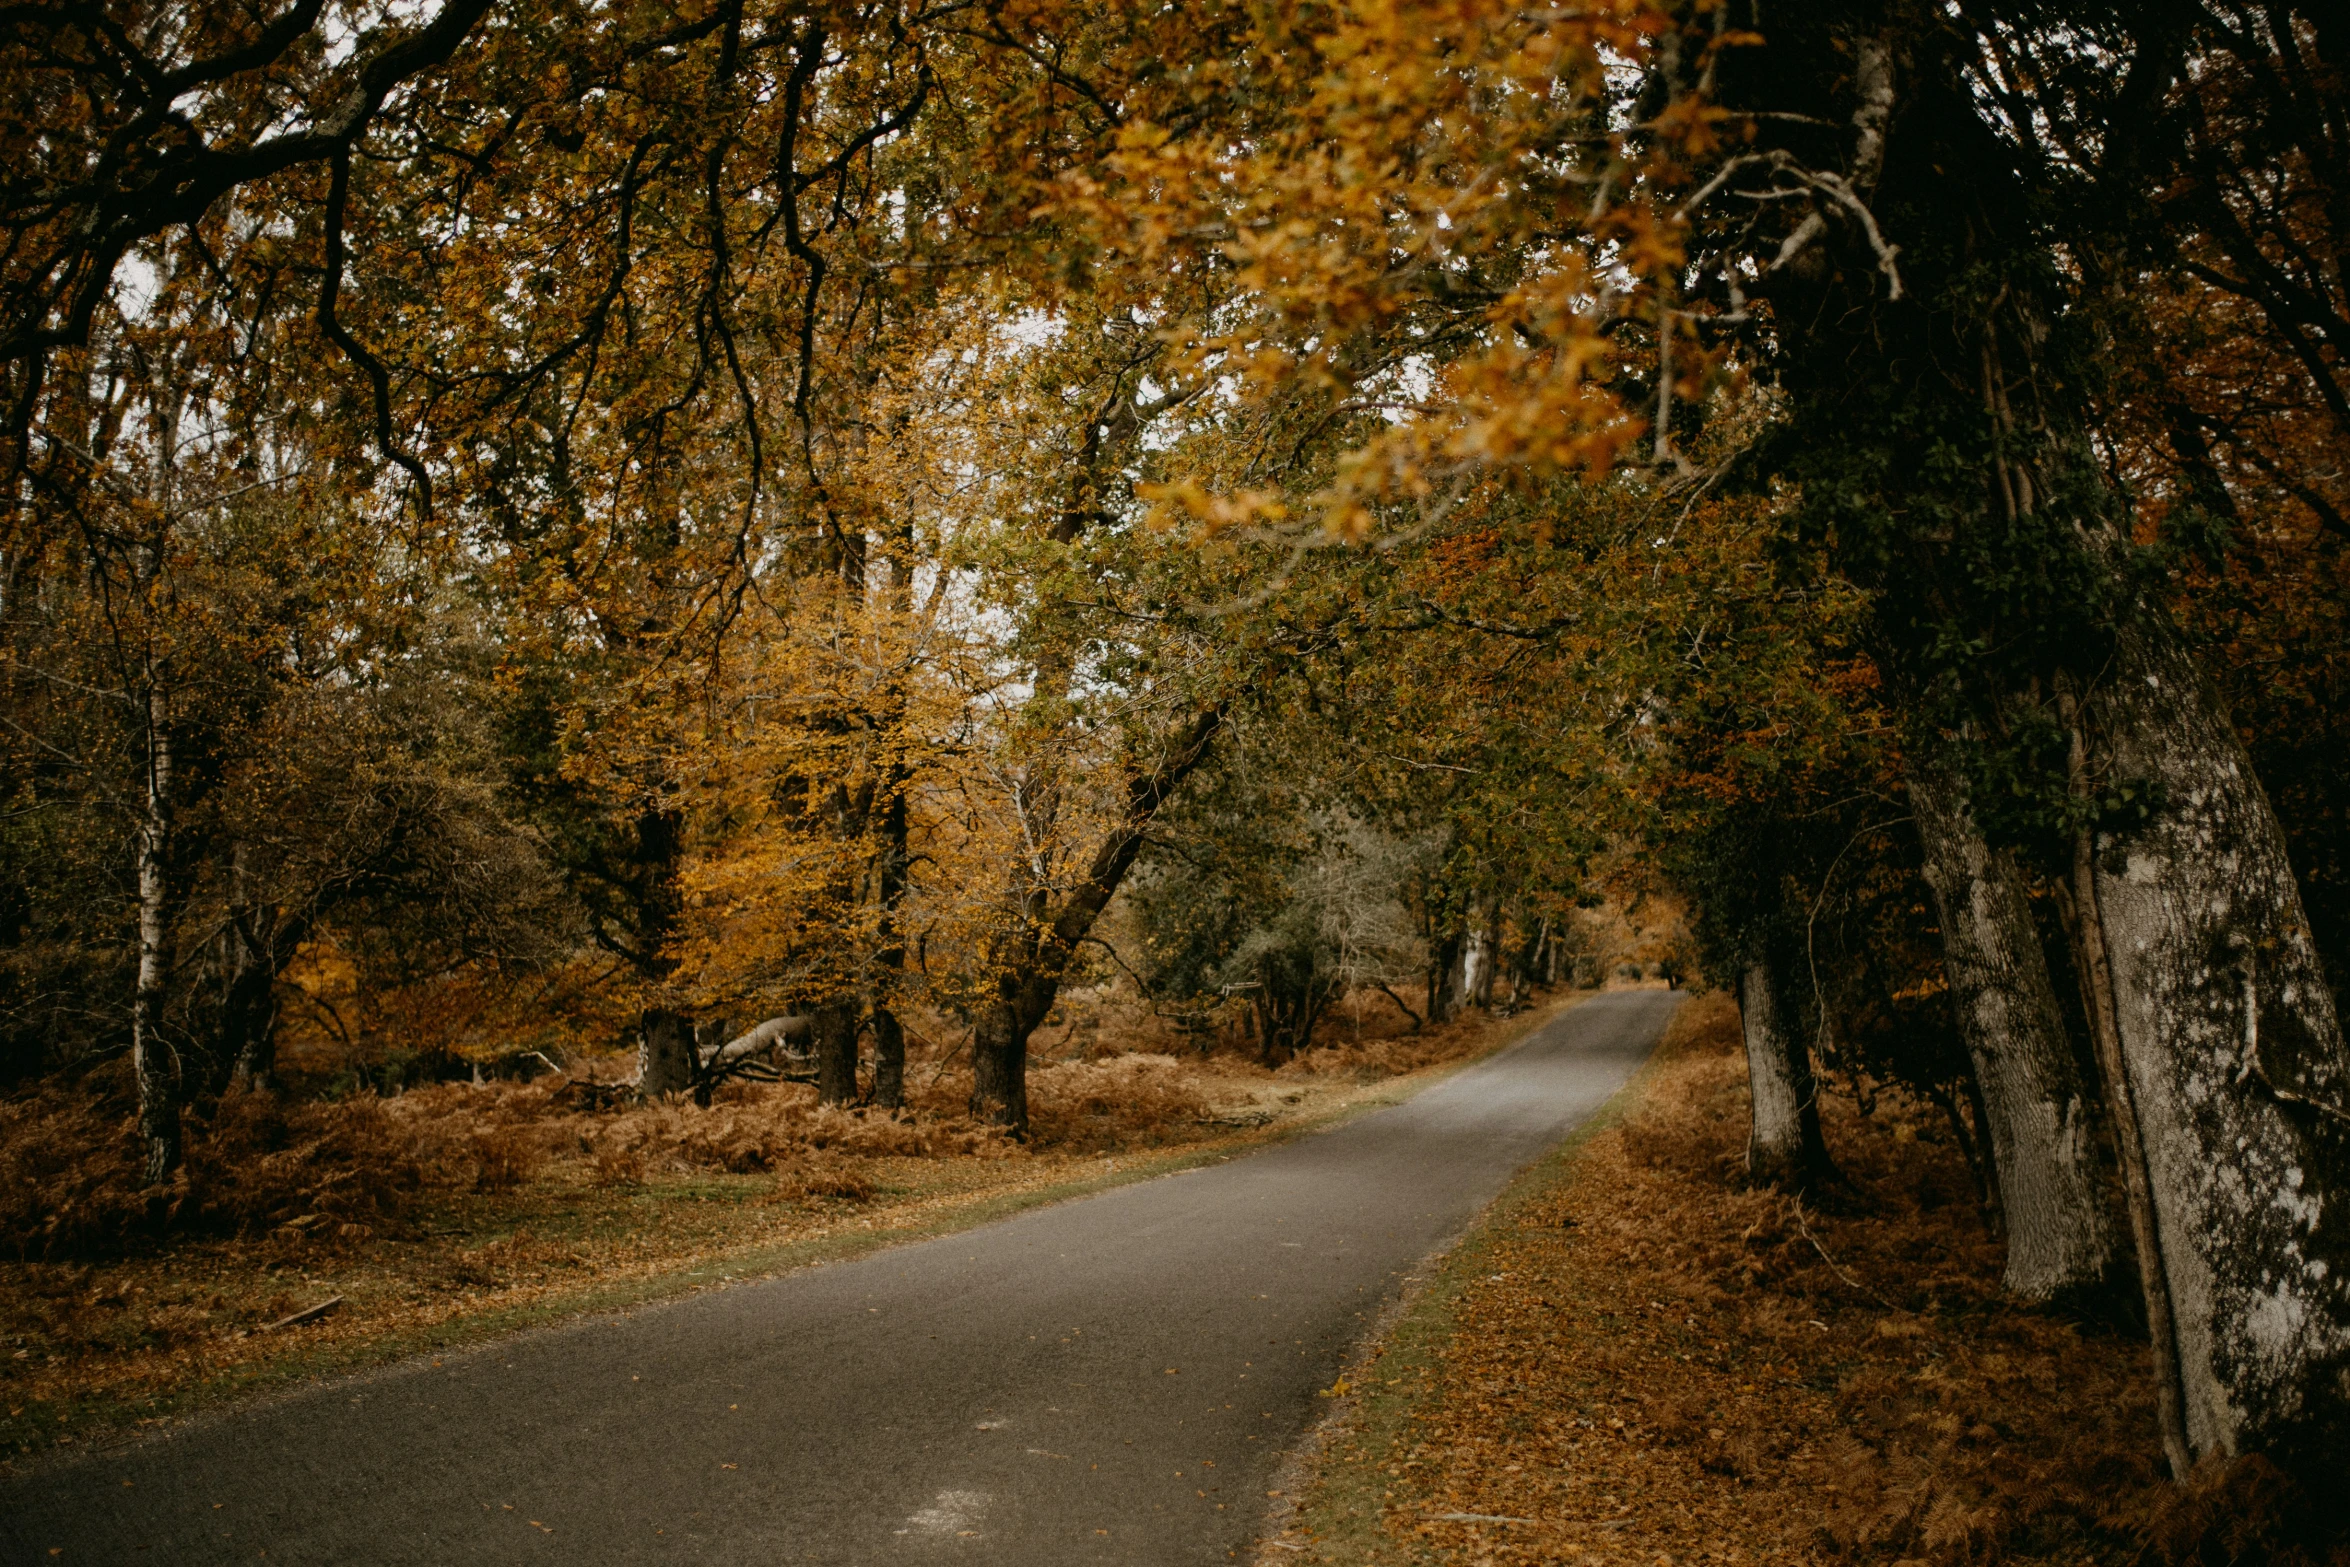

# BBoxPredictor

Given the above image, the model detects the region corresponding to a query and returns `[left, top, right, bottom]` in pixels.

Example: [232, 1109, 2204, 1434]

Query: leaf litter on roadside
[1268, 994, 2337, 1567]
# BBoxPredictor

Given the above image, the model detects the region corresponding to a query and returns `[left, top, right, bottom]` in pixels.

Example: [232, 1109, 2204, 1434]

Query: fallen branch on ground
[259, 1296, 344, 1332]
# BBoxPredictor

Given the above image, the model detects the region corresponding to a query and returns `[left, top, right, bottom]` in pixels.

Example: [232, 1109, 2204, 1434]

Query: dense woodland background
[3, 0, 2347, 1543]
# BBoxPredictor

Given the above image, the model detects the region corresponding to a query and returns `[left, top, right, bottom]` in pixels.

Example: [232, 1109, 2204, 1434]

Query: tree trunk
[869, 1004, 905, 1111]
[968, 706, 1224, 1136]
[638, 1008, 695, 1097]
[1738, 953, 1833, 1193]
[868, 717, 912, 1112]
[2059, 810, 2192, 1480]
[1426, 922, 1464, 1023]
[814, 998, 859, 1106]
[626, 801, 694, 1100]
[1299, 976, 1335, 1055]
[873, 531, 920, 1114]
[224, 893, 307, 1094]
[1476, 901, 1506, 1008]
[132, 681, 179, 1186]
[1456, 920, 1489, 1010]
[220, 855, 280, 1093]
[1909, 746, 2124, 1304]
[2075, 622, 2350, 1472]
[692, 1016, 733, 1106]
[222, 936, 281, 1091]
[970, 995, 1030, 1132]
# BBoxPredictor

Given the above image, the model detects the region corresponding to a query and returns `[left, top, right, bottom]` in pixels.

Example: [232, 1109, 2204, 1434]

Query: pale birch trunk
[132, 678, 179, 1185]
[129, 396, 184, 1183]
[1910, 747, 2124, 1302]
[2077, 622, 2350, 1470]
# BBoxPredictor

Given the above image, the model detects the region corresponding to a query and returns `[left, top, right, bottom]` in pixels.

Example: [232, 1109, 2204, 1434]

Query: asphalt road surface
[6, 988, 1679, 1566]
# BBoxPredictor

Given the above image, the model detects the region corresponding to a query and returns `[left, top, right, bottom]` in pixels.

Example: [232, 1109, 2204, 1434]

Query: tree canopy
[5, 0, 2347, 1500]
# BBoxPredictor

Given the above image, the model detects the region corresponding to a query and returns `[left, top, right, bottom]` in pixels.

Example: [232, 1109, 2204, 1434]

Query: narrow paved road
[7, 989, 1678, 1566]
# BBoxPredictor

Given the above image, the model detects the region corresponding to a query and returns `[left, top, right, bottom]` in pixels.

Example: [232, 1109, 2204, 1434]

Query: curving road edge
[5, 988, 1680, 1566]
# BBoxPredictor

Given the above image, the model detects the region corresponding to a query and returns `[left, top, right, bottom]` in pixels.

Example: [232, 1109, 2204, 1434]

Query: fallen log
[699, 1015, 812, 1074]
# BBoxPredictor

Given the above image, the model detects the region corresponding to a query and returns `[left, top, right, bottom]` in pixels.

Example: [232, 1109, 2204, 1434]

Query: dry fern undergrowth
[0, 990, 1556, 1462]
[1273, 993, 2346, 1567]
[0, 1050, 1235, 1265]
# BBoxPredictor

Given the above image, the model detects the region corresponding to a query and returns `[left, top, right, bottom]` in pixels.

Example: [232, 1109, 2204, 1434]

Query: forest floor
[1256, 994, 2330, 1567]
[0, 988, 1576, 1469]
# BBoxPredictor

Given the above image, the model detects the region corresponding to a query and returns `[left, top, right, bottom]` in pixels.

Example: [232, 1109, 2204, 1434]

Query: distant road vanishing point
[6, 989, 1679, 1566]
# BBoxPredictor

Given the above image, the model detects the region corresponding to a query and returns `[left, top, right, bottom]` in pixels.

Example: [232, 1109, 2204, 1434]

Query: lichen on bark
[2086, 619, 2350, 1472]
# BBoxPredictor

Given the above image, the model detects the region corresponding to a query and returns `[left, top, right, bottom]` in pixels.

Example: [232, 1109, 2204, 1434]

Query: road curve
[7, 989, 1679, 1566]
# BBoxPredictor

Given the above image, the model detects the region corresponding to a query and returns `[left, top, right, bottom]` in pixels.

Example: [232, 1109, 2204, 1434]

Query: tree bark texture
[224, 896, 310, 1092]
[1909, 748, 2124, 1303]
[221, 922, 276, 1094]
[221, 947, 281, 1090]
[623, 802, 694, 1096]
[2061, 808, 2193, 1479]
[867, 723, 912, 1112]
[2080, 621, 2350, 1470]
[970, 998, 1030, 1134]
[219, 845, 274, 1091]
[1457, 916, 1493, 1010]
[1738, 954, 1833, 1193]
[868, 538, 916, 1114]
[869, 1004, 906, 1112]
[1478, 901, 1509, 1007]
[132, 684, 179, 1185]
[814, 999, 859, 1106]
[638, 1008, 695, 1097]
[1251, 962, 1336, 1065]
[1426, 923, 1464, 1023]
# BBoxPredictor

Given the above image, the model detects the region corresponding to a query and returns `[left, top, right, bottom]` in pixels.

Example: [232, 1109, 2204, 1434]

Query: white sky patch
[1377, 354, 1439, 425]
[1003, 309, 1063, 349]
[112, 253, 164, 320]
